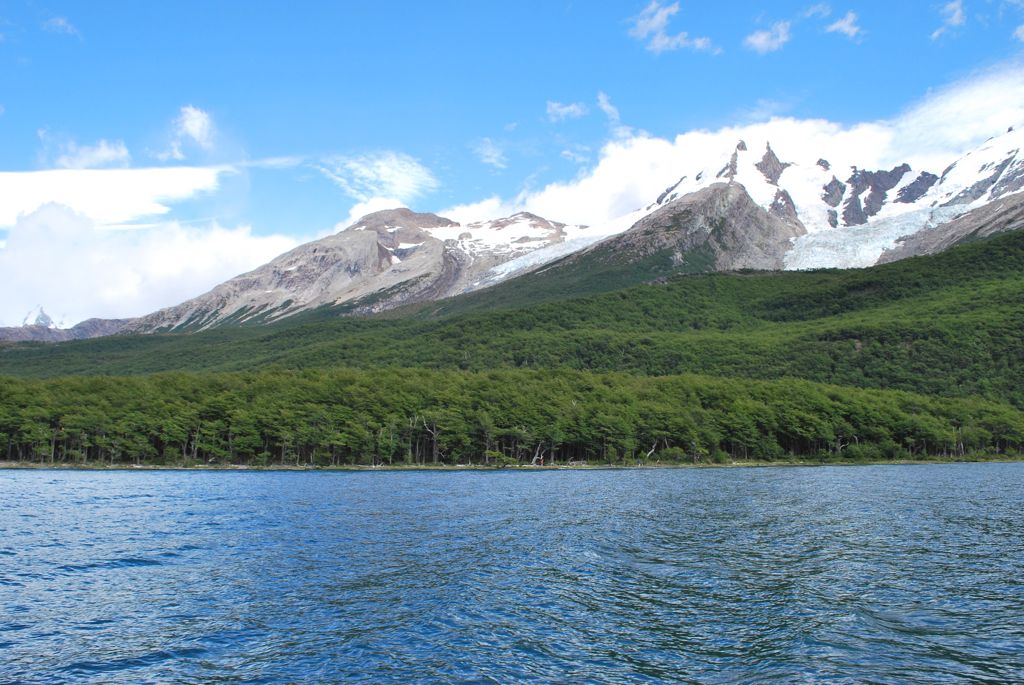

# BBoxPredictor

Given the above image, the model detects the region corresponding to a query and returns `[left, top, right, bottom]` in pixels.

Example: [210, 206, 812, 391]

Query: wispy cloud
[744, 21, 792, 53]
[628, 1, 716, 54]
[317, 152, 439, 203]
[42, 16, 80, 37]
[826, 10, 862, 39]
[931, 0, 965, 40]
[597, 92, 620, 123]
[803, 3, 832, 18]
[473, 138, 507, 169]
[159, 105, 216, 161]
[561, 145, 591, 164]
[55, 139, 131, 169]
[737, 98, 795, 122]
[546, 101, 588, 122]
[1016, 24, 1024, 41]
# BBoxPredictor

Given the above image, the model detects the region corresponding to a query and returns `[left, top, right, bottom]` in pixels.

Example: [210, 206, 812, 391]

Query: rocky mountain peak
[22, 306, 56, 329]
[754, 143, 792, 186]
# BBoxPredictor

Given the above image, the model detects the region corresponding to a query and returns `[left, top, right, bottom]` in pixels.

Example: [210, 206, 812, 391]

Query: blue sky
[1, 1, 1024, 324]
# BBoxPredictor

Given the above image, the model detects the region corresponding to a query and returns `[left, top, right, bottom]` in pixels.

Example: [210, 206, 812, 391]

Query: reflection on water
[1, 465, 1023, 683]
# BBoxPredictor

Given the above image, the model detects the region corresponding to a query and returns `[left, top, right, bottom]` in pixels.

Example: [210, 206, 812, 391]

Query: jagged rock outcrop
[822, 177, 846, 208]
[895, 172, 938, 204]
[841, 164, 912, 225]
[577, 183, 806, 273]
[755, 144, 791, 185]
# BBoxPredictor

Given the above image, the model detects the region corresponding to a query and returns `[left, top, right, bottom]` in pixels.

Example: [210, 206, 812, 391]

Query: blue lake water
[1, 464, 1023, 684]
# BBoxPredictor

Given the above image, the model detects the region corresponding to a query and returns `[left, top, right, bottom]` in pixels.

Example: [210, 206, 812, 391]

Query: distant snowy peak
[21, 306, 61, 329]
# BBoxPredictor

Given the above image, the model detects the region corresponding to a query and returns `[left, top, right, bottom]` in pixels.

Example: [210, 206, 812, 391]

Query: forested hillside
[1, 229, 1022, 467]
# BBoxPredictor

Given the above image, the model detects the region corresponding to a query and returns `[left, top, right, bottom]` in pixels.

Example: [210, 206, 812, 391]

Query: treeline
[1, 369, 1021, 467]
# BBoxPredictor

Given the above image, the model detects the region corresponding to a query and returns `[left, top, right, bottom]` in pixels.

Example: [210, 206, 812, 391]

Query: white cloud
[436, 60, 1024, 228]
[42, 16, 80, 37]
[803, 3, 832, 18]
[931, 0, 965, 40]
[744, 21, 792, 53]
[473, 138, 507, 169]
[826, 11, 862, 39]
[54, 139, 131, 169]
[437, 196, 516, 225]
[0, 204, 297, 326]
[159, 105, 216, 161]
[628, 1, 716, 53]
[546, 101, 589, 122]
[0, 166, 229, 227]
[317, 151, 438, 203]
[1014, 24, 1024, 41]
[0, 105, 5, 116]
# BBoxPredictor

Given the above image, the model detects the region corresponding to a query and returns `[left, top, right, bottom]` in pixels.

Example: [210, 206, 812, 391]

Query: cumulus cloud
[744, 21, 792, 53]
[0, 166, 229, 227]
[317, 151, 438, 203]
[628, 1, 716, 53]
[159, 105, 216, 161]
[54, 139, 131, 169]
[473, 138, 507, 169]
[826, 11, 862, 39]
[546, 101, 589, 122]
[0, 204, 297, 326]
[931, 0, 965, 40]
[438, 60, 1024, 228]
[42, 16, 80, 37]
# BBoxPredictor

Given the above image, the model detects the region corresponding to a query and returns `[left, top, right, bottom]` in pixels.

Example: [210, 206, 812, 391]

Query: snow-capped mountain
[4, 124, 1023, 342]
[124, 208, 586, 333]
[472, 125, 1024, 280]
[21, 306, 60, 329]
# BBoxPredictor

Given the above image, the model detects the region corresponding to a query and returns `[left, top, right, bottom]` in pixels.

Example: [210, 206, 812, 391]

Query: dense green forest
[2, 370, 1022, 467]
[1, 229, 1022, 466]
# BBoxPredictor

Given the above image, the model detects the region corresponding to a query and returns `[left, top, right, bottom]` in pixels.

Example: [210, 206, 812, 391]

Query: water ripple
[0, 465, 1023, 683]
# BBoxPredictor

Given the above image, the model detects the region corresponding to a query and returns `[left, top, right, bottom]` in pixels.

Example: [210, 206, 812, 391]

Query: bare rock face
[123, 208, 580, 332]
[877, 192, 1024, 264]
[895, 172, 939, 204]
[769, 189, 801, 227]
[822, 177, 846, 208]
[755, 143, 792, 185]
[582, 183, 806, 273]
[841, 164, 912, 226]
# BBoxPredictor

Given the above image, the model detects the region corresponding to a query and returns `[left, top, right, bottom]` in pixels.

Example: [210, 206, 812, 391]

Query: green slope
[1, 228, 1022, 407]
